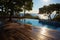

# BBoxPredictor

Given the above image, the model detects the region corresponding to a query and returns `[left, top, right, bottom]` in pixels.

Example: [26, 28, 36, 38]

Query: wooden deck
[0, 22, 60, 40]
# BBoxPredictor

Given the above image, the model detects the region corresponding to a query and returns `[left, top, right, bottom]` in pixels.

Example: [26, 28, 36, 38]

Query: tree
[39, 3, 60, 20]
[20, 0, 33, 24]
[55, 4, 60, 15]
[0, 0, 33, 21]
[53, 15, 60, 22]
[39, 5, 52, 19]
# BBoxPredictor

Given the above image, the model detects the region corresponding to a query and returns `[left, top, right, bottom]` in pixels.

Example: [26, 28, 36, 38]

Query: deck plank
[0, 23, 60, 40]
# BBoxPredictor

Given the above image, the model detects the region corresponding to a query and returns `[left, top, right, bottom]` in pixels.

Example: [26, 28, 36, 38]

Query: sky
[26, 0, 60, 13]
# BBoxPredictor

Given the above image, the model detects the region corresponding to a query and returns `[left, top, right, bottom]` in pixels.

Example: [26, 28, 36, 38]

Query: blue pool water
[16, 19, 60, 31]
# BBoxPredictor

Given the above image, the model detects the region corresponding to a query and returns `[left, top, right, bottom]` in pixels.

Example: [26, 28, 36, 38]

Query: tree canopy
[39, 3, 60, 20]
[0, 0, 33, 13]
[0, 0, 33, 21]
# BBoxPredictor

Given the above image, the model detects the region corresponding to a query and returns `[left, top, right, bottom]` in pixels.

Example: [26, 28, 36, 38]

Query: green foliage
[0, 0, 33, 14]
[0, 0, 33, 21]
[39, 3, 60, 20]
[53, 15, 60, 22]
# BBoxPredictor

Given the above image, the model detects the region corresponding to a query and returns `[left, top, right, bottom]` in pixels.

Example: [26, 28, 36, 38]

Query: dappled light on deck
[35, 26, 53, 40]
[40, 27, 47, 34]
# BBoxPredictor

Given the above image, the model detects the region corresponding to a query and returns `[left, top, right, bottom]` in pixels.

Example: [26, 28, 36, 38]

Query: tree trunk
[48, 13, 51, 20]
[24, 8, 26, 24]
[9, 9, 13, 22]
[56, 11, 59, 16]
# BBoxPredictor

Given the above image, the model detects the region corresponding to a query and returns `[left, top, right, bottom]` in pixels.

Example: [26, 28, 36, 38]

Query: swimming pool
[16, 19, 60, 31]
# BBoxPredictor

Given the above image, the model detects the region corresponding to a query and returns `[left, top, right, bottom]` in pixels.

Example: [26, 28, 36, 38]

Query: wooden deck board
[0, 23, 60, 40]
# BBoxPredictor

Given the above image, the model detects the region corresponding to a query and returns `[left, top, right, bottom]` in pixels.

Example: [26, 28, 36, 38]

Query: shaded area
[39, 20, 60, 28]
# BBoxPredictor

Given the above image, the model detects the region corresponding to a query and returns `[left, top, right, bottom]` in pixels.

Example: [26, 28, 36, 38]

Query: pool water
[16, 19, 60, 31]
